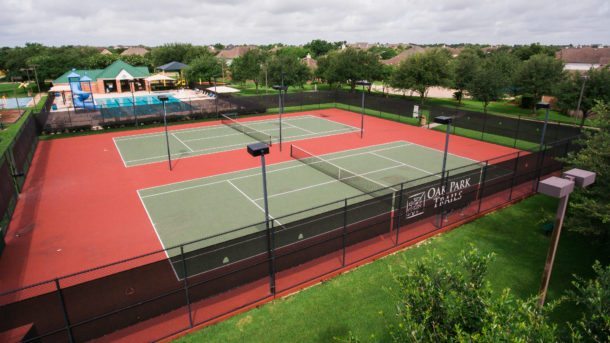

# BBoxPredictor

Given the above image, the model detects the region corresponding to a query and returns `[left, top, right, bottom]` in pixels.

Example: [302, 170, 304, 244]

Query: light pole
[129, 79, 138, 126]
[355, 80, 371, 138]
[29, 65, 41, 94]
[576, 75, 588, 128]
[536, 102, 551, 151]
[214, 77, 219, 118]
[158, 95, 172, 171]
[537, 168, 596, 306]
[433, 116, 453, 182]
[272, 84, 288, 151]
[247, 142, 275, 294]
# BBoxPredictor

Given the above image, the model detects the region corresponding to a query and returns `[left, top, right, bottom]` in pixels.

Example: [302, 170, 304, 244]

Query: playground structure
[67, 70, 96, 110]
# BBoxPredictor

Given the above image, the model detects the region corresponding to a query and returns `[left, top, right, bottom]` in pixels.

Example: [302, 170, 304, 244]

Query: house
[120, 47, 149, 57]
[556, 47, 610, 71]
[216, 45, 256, 65]
[98, 48, 113, 55]
[301, 53, 318, 70]
[382, 45, 426, 65]
[52, 60, 151, 94]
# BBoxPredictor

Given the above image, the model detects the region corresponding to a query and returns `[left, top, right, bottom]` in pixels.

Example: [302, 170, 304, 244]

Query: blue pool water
[1, 97, 32, 109]
[96, 94, 181, 108]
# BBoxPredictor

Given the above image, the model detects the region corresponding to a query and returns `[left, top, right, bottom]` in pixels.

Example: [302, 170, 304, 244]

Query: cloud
[0, 0, 608, 46]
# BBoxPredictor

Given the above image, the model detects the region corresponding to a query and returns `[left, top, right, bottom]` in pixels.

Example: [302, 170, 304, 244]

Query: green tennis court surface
[114, 115, 359, 167]
[138, 141, 495, 279]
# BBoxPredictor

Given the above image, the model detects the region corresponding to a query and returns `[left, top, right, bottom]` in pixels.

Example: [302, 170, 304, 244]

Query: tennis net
[221, 114, 273, 146]
[290, 144, 395, 196]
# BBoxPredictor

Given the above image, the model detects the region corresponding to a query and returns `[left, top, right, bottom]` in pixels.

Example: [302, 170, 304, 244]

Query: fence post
[180, 245, 194, 328]
[342, 198, 348, 267]
[508, 152, 521, 201]
[477, 161, 489, 214]
[54, 279, 75, 343]
[513, 115, 522, 148]
[394, 183, 404, 245]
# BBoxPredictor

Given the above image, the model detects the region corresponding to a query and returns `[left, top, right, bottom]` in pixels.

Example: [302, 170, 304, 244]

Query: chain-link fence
[0, 138, 577, 342]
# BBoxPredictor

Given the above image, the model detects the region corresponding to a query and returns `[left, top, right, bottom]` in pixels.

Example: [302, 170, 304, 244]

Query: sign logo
[405, 191, 426, 219]
[403, 176, 475, 219]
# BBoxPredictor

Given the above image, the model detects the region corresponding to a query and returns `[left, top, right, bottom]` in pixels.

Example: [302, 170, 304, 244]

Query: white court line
[112, 137, 128, 168]
[227, 180, 283, 226]
[172, 133, 194, 152]
[124, 127, 358, 165]
[283, 120, 316, 134]
[140, 142, 413, 198]
[181, 126, 277, 143]
[370, 151, 438, 177]
[136, 190, 181, 280]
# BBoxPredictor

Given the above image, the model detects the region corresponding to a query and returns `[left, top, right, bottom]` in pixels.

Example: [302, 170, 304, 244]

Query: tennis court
[138, 140, 495, 279]
[114, 114, 359, 167]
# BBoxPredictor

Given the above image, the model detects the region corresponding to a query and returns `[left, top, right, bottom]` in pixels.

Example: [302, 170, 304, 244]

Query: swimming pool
[96, 94, 181, 108]
[1, 97, 32, 109]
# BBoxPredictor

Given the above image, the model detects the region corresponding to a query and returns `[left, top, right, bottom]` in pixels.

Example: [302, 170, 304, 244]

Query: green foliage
[184, 55, 222, 84]
[149, 43, 211, 66]
[275, 46, 308, 59]
[512, 43, 559, 61]
[266, 54, 310, 88]
[367, 46, 399, 60]
[514, 53, 565, 112]
[213, 43, 225, 51]
[303, 39, 339, 57]
[466, 52, 518, 112]
[385, 248, 558, 342]
[556, 67, 610, 118]
[84, 53, 119, 69]
[562, 101, 610, 239]
[390, 48, 453, 105]
[566, 261, 610, 342]
[452, 48, 481, 104]
[230, 49, 268, 90]
[316, 48, 383, 90]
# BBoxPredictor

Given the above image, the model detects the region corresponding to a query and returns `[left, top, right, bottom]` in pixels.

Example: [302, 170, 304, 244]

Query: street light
[355, 80, 372, 138]
[128, 79, 138, 126]
[576, 75, 589, 128]
[536, 102, 551, 151]
[246, 142, 275, 293]
[158, 95, 172, 171]
[537, 168, 596, 306]
[272, 84, 288, 151]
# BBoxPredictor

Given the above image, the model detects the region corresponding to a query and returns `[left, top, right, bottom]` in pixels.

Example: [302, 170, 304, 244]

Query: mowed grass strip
[176, 195, 609, 342]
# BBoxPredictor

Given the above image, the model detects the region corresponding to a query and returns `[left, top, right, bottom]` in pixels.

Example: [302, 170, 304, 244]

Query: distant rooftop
[53, 60, 150, 83]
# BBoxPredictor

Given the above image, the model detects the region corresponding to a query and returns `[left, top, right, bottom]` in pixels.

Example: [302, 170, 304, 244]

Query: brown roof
[556, 47, 610, 64]
[120, 47, 149, 56]
[301, 54, 317, 69]
[382, 46, 426, 65]
[216, 46, 256, 59]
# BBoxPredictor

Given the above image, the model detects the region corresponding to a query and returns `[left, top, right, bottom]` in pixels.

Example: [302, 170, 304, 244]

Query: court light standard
[128, 79, 138, 127]
[158, 95, 172, 171]
[433, 116, 453, 182]
[355, 80, 372, 138]
[247, 142, 275, 293]
[536, 102, 551, 151]
[576, 75, 589, 128]
[537, 168, 596, 306]
[29, 65, 41, 94]
[213, 77, 219, 118]
[272, 83, 288, 151]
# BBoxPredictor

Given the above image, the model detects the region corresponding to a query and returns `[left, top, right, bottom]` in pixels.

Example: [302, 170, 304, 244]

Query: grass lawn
[177, 195, 609, 342]
[0, 95, 47, 155]
[0, 82, 37, 96]
[230, 82, 335, 96]
[432, 124, 541, 151]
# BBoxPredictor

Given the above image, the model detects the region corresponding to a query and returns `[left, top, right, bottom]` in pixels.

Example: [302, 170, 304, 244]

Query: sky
[1, 0, 609, 47]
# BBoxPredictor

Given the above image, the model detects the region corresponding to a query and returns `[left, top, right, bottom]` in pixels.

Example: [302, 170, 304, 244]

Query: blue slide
[69, 80, 96, 110]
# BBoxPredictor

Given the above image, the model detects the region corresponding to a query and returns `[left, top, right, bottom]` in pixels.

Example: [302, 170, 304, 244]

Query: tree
[275, 46, 308, 59]
[84, 53, 119, 69]
[465, 52, 518, 113]
[266, 54, 310, 89]
[303, 39, 336, 58]
[390, 48, 453, 105]
[317, 48, 383, 90]
[566, 261, 610, 342]
[384, 249, 558, 342]
[561, 100, 610, 239]
[452, 48, 481, 105]
[512, 43, 559, 61]
[149, 43, 211, 66]
[514, 53, 564, 113]
[556, 67, 610, 121]
[183, 55, 222, 84]
[213, 43, 225, 51]
[230, 48, 268, 92]
[368, 46, 399, 60]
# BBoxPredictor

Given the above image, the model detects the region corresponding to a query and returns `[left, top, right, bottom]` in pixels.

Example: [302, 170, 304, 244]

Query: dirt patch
[0, 109, 25, 125]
